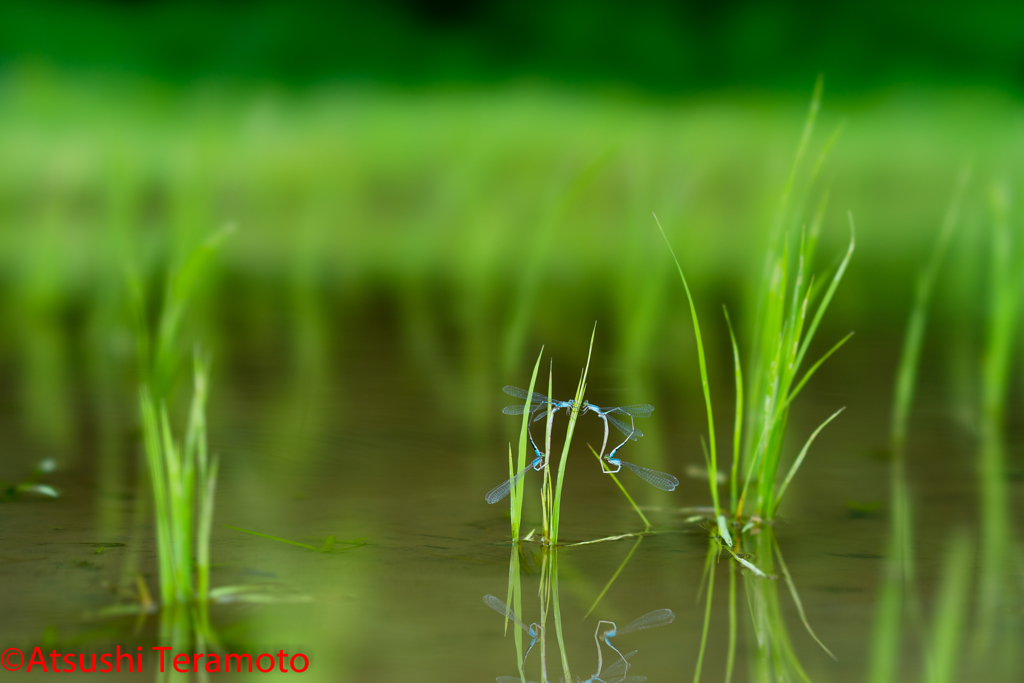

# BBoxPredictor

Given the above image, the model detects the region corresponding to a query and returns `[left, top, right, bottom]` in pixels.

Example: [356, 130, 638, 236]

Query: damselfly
[483, 594, 542, 665]
[501, 385, 575, 419]
[601, 424, 678, 492]
[485, 428, 547, 504]
[582, 401, 654, 456]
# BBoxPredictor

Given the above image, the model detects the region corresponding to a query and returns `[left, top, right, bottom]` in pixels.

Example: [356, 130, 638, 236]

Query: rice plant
[140, 352, 219, 622]
[658, 82, 853, 527]
[658, 80, 851, 681]
[127, 227, 229, 634]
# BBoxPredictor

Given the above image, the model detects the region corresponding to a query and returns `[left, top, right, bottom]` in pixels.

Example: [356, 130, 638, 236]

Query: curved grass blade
[783, 332, 854, 410]
[792, 213, 855, 376]
[773, 407, 845, 514]
[585, 537, 644, 618]
[655, 214, 720, 515]
[774, 538, 837, 660]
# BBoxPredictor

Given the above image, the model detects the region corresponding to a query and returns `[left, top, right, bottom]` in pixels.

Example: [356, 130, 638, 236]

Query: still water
[0, 318, 1019, 682]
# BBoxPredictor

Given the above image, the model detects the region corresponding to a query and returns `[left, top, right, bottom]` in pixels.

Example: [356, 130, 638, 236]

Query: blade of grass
[775, 537, 836, 660]
[774, 407, 845, 514]
[506, 546, 526, 680]
[550, 551, 572, 682]
[550, 324, 596, 546]
[512, 347, 545, 541]
[723, 306, 744, 512]
[225, 526, 362, 552]
[725, 560, 737, 683]
[792, 213, 855, 376]
[584, 536, 643, 618]
[655, 214, 719, 516]
[692, 541, 717, 683]
[892, 164, 970, 450]
[783, 332, 854, 409]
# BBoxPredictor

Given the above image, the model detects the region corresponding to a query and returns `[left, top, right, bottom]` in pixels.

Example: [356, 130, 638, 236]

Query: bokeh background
[2, 2, 1024, 682]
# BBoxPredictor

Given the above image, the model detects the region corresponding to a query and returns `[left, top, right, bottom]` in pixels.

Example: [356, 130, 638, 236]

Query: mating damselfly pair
[485, 385, 678, 505]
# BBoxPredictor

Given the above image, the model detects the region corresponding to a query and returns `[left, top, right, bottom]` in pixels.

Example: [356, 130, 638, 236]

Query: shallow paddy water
[1, 322, 1017, 682]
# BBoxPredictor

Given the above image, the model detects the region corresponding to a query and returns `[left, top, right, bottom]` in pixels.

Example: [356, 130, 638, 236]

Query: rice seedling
[657, 90, 852, 523]
[657, 80, 850, 681]
[139, 353, 219, 615]
[123, 226, 231, 652]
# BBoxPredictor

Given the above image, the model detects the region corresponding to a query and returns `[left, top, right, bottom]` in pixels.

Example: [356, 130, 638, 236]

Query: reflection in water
[595, 608, 675, 675]
[866, 168, 1021, 683]
[490, 544, 672, 683]
[691, 520, 834, 683]
[483, 594, 542, 665]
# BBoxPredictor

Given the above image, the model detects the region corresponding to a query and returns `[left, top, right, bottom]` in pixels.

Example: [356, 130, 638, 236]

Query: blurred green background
[1, 0, 1022, 456]
[3, 0, 1024, 93]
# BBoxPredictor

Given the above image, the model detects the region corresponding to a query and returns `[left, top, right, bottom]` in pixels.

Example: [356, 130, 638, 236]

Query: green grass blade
[512, 346, 545, 541]
[723, 306, 744, 511]
[774, 407, 845, 514]
[725, 560, 737, 683]
[792, 213, 855, 376]
[584, 536, 643, 618]
[225, 526, 321, 552]
[541, 361, 554, 541]
[692, 541, 717, 683]
[506, 547, 525, 677]
[550, 552, 572, 682]
[924, 531, 973, 683]
[775, 537, 836, 660]
[551, 324, 596, 545]
[892, 164, 970, 450]
[656, 214, 719, 515]
[783, 332, 854, 409]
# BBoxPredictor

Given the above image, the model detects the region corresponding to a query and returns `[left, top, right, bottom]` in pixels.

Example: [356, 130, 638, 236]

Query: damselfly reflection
[579, 649, 646, 683]
[483, 594, 543, 664]
[596, 608, 675, 672]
